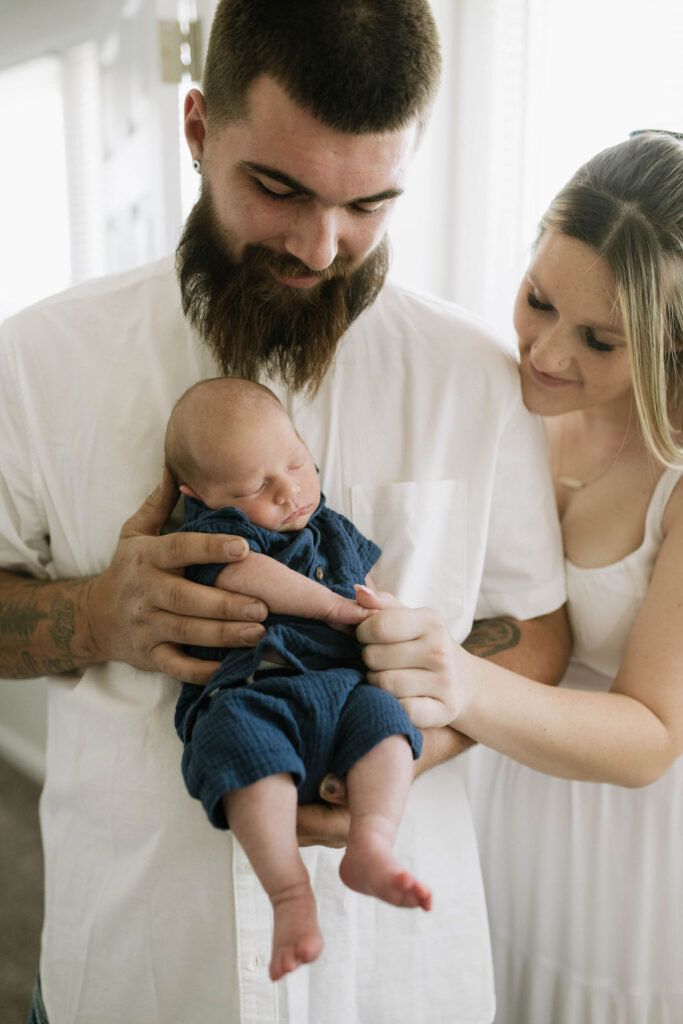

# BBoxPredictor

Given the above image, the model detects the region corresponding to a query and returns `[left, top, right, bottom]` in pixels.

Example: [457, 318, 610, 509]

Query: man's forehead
[215, 75, 419, 199]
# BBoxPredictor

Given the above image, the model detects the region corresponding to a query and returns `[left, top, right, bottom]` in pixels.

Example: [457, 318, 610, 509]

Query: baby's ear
[179, 484, 201, 500]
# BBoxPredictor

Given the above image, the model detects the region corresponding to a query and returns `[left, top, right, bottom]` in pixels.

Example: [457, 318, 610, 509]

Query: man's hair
[203, 0, 441, 133]
[540, 132, 683, 468]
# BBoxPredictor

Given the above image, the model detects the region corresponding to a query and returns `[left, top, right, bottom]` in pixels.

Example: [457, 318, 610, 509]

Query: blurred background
[0, 0, 681, 1015]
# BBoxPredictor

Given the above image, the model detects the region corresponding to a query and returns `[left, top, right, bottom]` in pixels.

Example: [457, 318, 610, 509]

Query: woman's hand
[355, 587, 471, 729]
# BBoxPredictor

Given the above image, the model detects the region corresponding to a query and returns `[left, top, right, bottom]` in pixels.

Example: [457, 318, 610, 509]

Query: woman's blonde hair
[541, 132, 683, 467]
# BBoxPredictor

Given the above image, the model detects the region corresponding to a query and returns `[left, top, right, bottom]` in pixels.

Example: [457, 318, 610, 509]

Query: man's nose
[284, 207, 339, 272]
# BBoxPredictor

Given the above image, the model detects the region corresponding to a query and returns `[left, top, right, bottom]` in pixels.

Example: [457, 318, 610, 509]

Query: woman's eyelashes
[585, 330, 616, 353]
[527, 291, 553, 312]
[527, 292, 616, 353]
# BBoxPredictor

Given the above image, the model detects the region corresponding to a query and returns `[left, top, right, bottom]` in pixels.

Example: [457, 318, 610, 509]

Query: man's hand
[87, 470, 267, 683]
[297, 800, 351, 848]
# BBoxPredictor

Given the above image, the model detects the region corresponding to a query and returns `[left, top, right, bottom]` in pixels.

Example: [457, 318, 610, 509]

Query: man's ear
[179, 483, 201, 500]
[183, 88, 207, 162]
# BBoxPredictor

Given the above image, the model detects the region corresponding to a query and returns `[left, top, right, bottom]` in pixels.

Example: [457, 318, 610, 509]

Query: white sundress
[467, 467, 683, 1024]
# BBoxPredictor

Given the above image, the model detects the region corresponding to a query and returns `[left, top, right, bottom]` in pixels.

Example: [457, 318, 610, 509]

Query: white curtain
[390, 0, 683, 342]
[1, 0, 681, 330]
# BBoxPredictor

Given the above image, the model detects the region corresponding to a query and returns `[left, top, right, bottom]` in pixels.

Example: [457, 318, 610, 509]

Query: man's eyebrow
[241, 161, 404, 204]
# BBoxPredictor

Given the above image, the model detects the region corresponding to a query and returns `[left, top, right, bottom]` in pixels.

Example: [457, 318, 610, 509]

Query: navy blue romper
[175, 496, 423, 829]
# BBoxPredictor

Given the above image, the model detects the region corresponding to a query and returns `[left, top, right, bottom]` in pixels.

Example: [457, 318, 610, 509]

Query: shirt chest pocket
[350, 479, 467, 622]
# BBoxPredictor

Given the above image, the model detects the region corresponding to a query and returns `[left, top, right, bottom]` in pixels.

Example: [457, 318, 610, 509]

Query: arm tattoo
[0, 591, 79, 678]
[463, 617, 521, 659]
[0, 599, 49, 637]
[48, 596, 76, 654]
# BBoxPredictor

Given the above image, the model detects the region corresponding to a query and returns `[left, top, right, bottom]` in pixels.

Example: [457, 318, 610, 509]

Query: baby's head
[165, 377, 320, 531]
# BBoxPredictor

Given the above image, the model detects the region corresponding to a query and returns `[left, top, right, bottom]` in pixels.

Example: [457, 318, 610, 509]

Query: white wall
[0, 0, 124, 72]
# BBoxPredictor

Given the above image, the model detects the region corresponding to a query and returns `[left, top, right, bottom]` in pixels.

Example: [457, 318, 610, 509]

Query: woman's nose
[530, 328, 572, 372]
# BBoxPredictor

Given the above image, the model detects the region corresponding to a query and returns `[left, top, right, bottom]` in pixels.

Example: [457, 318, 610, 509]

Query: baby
[165, 377, 431, 983]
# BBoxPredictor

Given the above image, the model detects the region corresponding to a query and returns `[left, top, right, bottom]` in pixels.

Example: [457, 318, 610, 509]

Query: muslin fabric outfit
[175, 495, 422, 827]
[468, 466, 683, 1024]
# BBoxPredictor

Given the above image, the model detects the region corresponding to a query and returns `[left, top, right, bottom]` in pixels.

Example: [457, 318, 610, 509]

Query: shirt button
[314, 566, 324, 581]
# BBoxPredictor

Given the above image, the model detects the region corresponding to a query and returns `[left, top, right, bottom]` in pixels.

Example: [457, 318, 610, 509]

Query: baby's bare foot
[269, 880, 323, 982]
[339, 833, 432, 911]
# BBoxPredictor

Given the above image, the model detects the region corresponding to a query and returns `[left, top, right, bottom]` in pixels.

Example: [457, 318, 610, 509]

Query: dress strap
[645, 467, 683, 542]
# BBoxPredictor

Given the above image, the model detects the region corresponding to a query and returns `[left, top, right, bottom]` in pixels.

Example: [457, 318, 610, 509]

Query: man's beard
[176, 187, 389, 395]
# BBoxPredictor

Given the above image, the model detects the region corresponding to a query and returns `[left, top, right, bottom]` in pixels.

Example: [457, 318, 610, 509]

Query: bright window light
[0, 57, 71, 322]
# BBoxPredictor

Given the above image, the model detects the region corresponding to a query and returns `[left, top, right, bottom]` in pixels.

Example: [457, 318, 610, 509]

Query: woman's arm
[358, 509, 683, 787]
[215, 553, 371, 626]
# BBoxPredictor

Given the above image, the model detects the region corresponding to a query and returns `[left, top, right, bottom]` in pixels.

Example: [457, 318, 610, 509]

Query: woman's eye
[585, 329, 615, 353]
[527, 291, 553, 312]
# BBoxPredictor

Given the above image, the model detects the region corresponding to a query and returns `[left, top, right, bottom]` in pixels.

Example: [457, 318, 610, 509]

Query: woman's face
[516, 231, 634, 417]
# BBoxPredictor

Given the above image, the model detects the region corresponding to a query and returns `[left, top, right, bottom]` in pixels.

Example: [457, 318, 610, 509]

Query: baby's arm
[215, 553, 372, 626]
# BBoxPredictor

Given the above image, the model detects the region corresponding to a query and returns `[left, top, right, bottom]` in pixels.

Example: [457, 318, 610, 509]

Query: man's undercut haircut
[203, 0, 441, 133]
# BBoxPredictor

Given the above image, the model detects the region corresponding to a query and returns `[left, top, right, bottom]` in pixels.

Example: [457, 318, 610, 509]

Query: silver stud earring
[192, 158, 201, 173]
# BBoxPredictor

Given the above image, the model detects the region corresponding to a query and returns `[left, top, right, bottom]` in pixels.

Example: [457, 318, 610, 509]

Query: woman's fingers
[356, 605, 437, 645]
[365, 666, 445, 698]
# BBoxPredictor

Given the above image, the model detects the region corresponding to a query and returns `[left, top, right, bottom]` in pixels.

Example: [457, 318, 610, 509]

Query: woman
[356, 132, 683, 1022]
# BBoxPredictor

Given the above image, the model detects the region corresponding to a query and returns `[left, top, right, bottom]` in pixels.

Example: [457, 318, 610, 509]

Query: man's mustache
[240, 244, 352, 283]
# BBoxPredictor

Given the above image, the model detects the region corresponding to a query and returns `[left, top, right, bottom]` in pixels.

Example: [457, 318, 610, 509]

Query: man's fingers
[153, 644, 222, 685]
[152, 610, 265, 649]
[155, 644, 222, 685]
[318, 773, 349, 806]
[151, 575, 267, 624]
[296, 803, 351, 849]
[121, 469, 180, 539]
[152, 531, 250, 572]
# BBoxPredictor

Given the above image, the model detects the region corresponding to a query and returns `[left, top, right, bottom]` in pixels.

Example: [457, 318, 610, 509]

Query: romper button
[314, 566, 324, 581]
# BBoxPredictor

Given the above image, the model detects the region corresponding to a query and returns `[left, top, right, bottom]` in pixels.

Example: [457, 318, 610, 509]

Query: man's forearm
[414, 723, 474, 777]
[463, 606, 570, 684]
[0, 570, 102, 679]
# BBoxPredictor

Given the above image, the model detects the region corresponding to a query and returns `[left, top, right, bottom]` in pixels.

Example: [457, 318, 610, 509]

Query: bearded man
[0, 3, 568, 1023]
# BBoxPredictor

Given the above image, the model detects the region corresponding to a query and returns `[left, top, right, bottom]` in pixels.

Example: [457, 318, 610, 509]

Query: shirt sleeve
[326, 508, 381, 576]
[180, 504, 270, 588]
[0, 326, 52, 578]
[475, 380, 566, 621]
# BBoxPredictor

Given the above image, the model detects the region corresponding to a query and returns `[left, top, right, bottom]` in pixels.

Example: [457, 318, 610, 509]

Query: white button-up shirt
[0, 258, 565, 1024]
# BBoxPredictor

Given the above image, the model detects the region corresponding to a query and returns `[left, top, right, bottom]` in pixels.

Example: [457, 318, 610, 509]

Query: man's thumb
[121, 467, 179, 538]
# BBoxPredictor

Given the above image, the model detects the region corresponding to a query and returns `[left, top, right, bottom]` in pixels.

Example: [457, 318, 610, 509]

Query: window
[389, 0, 683, 342]
[0, 57, 71, 321]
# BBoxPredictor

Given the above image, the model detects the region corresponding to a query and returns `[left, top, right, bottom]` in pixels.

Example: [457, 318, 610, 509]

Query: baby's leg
[339, 736, 432, 911]
[223, 774, 323, 981]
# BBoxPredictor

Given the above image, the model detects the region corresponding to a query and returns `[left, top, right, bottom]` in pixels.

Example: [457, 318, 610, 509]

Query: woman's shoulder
[661, 467, 683, 535]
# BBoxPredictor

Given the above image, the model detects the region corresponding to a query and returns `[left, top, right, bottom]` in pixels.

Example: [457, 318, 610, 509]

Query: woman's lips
[528, 360, 576, 388]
